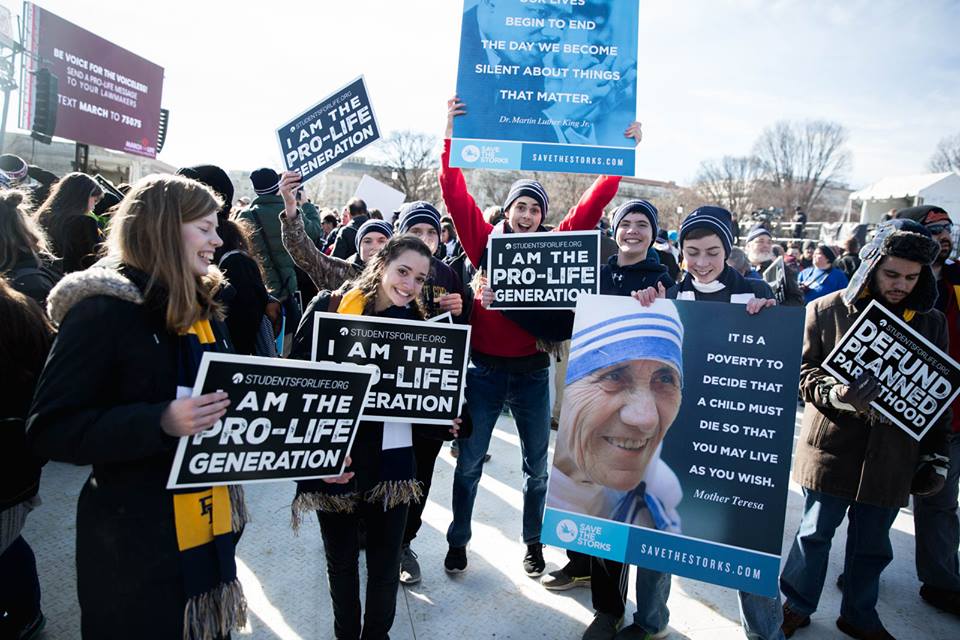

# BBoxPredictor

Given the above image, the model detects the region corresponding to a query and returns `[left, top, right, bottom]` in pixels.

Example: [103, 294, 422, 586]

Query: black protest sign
[277, 76, 380, 184]
[763, 256, 787, 304]
[167, 354, 375, 489]
[310, 313, 470, 424]
[822, 299, 960, 441]
[488, 230, 600, 310]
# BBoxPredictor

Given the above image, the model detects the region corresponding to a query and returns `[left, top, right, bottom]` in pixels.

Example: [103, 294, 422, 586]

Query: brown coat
[793, 291, 949, 508]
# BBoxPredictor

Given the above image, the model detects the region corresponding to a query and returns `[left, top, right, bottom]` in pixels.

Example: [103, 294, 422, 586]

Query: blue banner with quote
[451, 0, 639, 176]
[542, 296, 804, 596]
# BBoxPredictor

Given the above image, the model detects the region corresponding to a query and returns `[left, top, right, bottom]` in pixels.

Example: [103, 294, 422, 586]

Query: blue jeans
[447, 361, 550, 546]
[633, 568, 671, 633]
[914, 431, 960, 591]
[780, 488, 899, 631]
[739, 591, 785, 640]
[631, 569, 783, 639]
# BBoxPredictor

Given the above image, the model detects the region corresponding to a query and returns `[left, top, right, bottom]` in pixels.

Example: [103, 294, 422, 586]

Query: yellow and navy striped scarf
[173, 319, 248, 640]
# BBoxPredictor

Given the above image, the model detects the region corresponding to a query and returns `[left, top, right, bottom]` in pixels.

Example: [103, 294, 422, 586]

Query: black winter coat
[26, 265, 233, 639]
[600, 253, 676, 296]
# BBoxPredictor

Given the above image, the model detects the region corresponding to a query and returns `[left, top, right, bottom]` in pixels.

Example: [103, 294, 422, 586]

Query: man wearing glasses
[896, 205, 960, 618]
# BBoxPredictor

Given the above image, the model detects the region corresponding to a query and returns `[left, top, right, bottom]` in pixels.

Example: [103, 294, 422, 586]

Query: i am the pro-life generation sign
[277, 76, 380, 184]
[822, 299, 960, 441]
[487, 230, 600, 310]
[310, 314, 471, 424]
[167, 354, 375, 489]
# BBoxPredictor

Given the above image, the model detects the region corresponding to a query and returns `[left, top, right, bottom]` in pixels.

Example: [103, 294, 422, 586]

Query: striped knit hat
[678, 206, 734, 257]
[397, 201, 441, 235]
[745, 223, 771, 244]
[567, 295, 684, 386]
[612, 199, 659, 239]
[250, 168, 280, 196]
[503, 179, 549, 220]
[355, 219, 394, 253]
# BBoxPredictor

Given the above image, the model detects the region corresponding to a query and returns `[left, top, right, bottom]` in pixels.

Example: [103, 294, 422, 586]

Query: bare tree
[693, 156, 763, 217]
[753, 120, 851, 212]
[929, 132, 960, 172]
[372, 130, 440, 204]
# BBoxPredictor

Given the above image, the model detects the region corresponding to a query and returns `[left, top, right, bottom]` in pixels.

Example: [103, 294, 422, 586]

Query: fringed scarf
[291, 289, 421, 530]
[173, 319, 248, 640]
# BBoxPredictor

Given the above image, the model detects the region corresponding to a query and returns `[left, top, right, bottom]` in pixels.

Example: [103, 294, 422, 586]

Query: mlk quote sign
[822, 299, 960, 440]
[488, 230, 600, 309]
[277, 76, 380, 184]
[543, 296, 804, 596]
[451, 0, 639, 175]
[168, 354, 375, 488]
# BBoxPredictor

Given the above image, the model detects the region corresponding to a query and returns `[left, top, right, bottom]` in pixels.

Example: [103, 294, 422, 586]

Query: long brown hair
[0, 276, 53, 393]
[0, 189, 50, 272]
[105, 174, 224, 332]
[34, 172, 103, 256]
[343, 235, 432, 318]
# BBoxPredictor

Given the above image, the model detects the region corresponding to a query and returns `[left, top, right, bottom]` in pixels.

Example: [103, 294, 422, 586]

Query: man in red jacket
[439, 95, 641, 577]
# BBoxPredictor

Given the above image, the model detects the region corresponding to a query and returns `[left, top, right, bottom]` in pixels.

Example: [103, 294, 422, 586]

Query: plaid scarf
[291, 288, 421, 530]
[172, 319, 248, 640]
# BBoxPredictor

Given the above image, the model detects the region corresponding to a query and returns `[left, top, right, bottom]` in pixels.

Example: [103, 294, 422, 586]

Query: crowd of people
[0, 97, 958, 640]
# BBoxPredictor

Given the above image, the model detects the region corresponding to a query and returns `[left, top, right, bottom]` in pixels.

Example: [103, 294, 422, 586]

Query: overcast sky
[12, 0, 960, 189]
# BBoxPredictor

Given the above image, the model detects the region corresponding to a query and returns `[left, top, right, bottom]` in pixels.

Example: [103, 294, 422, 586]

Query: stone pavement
[21, 409, 960, 639]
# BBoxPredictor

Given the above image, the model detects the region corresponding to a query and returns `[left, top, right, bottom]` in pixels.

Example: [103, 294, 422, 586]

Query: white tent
[848, 172, 960, 223]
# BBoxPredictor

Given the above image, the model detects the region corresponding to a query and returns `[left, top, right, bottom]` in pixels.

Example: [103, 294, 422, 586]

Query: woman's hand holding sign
[438, 293, 463, 317]
[161, 392, 230, 437]
[322, 456, 354, 484]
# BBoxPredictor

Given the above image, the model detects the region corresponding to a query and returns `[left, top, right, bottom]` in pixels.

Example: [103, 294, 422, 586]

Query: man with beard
[781, 219, 950, 639]
[745, 224, 804, 305]
[896, 205, 960, 617]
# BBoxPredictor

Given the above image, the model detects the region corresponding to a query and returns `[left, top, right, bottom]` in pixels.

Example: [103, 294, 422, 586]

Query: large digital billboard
[19, 2, 164, 158]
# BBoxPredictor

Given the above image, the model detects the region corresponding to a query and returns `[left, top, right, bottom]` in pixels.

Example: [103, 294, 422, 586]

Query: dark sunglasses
[926, 223, 952, 235]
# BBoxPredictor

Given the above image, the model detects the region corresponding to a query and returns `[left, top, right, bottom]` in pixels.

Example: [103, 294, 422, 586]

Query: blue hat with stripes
[567, 297, 684, 386]
[355, 219, 394, 253]
[678, 206, 734, 257]
[503, 179, 549, 220]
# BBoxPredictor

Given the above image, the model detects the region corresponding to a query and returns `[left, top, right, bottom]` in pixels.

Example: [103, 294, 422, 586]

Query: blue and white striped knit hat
[745, 223, 771, 244]
[397, 201, 441, 235]
[355, 219, 394, 252]
[566, 296, 684, 386]
[503, 179, 549, 220]
[678, 206, 734, 257]
[612, 200, 659, 240]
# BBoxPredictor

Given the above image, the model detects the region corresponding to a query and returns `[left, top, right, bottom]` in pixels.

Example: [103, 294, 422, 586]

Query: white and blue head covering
[397, 201, 441, 235]
[355, 219, 394, 253]
[612, 199, 659, 239]
[567, 296, 684, 386]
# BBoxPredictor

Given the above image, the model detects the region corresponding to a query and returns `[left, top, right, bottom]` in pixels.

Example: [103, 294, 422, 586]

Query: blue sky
[13, 0, 960, 189]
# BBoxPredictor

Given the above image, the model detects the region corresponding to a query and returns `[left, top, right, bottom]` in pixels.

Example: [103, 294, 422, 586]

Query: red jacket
[940, 262, 960, 433]
[438, 138, 621, 358]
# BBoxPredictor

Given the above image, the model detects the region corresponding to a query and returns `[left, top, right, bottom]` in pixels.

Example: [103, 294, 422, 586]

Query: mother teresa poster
[450, 0, 639, 176]
[543, 295, 804, 596]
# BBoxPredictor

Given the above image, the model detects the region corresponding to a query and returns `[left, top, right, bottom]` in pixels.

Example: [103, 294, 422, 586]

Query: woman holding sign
[440, 96, 642, 577]
[27, 175, 247, 640]
[288, 231, 460, 640]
